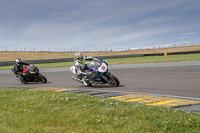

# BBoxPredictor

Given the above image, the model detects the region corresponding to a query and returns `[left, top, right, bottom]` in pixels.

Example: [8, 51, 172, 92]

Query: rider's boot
[72, 76, 83, 83]
[82, 78, 88, 86]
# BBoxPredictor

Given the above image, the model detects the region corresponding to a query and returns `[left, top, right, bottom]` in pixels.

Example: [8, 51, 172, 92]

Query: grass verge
[105, 53, 200, 65]
[1, 45, 200, 61]
[1, 53, 200, 70]
[0, 88, 200, 133]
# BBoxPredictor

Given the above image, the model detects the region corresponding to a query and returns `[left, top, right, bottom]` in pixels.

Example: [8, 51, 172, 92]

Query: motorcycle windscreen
[87, 60, 101, 68]
[28, 65, 39, 74]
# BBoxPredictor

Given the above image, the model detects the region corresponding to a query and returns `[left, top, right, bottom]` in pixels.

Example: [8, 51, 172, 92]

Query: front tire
[39, 74, 47, 83]
[108, 74, 120, 87]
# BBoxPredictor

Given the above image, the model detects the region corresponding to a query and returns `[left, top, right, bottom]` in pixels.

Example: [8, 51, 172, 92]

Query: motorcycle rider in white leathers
[73, 52, 94, 85]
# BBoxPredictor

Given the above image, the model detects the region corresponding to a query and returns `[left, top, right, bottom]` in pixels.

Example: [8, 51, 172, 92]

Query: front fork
[102, 72, 112, 84]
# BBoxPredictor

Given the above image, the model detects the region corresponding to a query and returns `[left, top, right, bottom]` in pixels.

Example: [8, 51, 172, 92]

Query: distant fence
[0, 42, 197, 52]
[1, 50, 200, 66]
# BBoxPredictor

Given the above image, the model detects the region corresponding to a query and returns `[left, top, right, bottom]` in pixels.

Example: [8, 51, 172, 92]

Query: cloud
[0, 0, 200, 51]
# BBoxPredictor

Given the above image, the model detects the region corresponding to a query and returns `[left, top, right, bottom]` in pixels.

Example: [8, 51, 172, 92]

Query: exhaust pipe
[72, 76, 83, 83]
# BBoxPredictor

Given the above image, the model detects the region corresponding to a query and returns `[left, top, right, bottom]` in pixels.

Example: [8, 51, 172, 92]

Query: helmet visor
[78, 56, 83, 61]
[16, 62, 22, 66]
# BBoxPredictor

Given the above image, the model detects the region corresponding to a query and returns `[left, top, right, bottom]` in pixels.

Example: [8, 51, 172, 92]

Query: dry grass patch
[0, 45, 200, 61]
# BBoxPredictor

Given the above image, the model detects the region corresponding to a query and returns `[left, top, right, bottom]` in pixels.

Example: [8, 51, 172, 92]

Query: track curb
[26, 87, 200, 113]
[2, 87, 199, 112]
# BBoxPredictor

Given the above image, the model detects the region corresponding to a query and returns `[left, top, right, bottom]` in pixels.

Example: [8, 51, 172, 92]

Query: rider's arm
[14, 64, 20, 72]
[22, 62, 29, 66]
[13, 64, 19, 74]
[13, 64, 23, 75]
[84, 56, 94, 60]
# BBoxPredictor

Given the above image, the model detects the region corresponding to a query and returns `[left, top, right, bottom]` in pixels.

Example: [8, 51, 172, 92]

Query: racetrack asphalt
[1, 61, 200, 112]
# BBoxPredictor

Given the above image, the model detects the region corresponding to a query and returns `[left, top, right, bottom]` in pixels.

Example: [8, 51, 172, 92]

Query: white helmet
[75, 52, 83, 62]
[16, 58, 22, 65]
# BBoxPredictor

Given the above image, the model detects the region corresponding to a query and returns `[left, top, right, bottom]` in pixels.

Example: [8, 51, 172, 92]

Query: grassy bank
[1, 53, 200, 70]
[105, 53, 200, 65]
[0, 88, 199, 133]
[1, 45, 200, 61]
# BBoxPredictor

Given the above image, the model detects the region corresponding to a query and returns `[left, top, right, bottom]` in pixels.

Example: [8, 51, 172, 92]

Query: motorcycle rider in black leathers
[11, 58, 29, 79]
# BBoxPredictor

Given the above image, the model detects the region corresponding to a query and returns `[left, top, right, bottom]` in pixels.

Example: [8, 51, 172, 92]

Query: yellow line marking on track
[136, 96, 174, 104]
[48, 89, 76, 92]
[29, 88, 77, 92]
[144, 99, 176, 105]
[108, 94, 148, 101]
[29, 88, 57, 91]
[108, 94, 200, 108]
[150, 99, 200, 108]
[122, 97, 146, 102]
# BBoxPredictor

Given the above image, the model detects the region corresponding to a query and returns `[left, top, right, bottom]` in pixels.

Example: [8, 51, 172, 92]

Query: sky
[0, 0, 200, 51]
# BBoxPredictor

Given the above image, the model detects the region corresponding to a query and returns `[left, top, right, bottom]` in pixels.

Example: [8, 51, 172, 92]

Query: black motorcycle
[13, 64, 47, 84]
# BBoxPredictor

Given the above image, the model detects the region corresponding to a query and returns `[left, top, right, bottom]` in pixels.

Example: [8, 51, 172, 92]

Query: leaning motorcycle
[70, 58, 120, 87]
[13, 64, 47, 84]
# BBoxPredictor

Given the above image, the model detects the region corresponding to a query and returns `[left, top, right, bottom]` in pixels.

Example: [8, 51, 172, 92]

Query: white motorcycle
[70, 58, 120, 87]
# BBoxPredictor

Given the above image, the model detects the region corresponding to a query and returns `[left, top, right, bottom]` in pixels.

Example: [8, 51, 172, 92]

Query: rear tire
[39, 74, 47, 83]
[108, 74, 120, 87]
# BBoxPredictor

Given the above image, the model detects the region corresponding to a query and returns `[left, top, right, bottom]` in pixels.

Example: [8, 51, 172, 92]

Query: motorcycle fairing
[70, 65, 78, 75]
[98, 63, 108, 73]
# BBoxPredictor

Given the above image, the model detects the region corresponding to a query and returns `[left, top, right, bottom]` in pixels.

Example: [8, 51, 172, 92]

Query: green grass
[1, 53, 200, 70]
[105, 53, 200, 65]
[0, 88, 199, 133]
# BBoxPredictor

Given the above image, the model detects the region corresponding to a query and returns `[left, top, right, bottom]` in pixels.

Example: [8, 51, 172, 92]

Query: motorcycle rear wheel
[39, 74, 47, 83]
[108, 74, 120, 87]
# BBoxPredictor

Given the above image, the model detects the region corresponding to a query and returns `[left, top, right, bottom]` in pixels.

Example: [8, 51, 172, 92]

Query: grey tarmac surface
[1, 61, 200, 112]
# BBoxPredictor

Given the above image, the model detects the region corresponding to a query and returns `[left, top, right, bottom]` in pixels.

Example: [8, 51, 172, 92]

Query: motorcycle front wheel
[39, 74, 47, 83]
[108, 73, 120, 87]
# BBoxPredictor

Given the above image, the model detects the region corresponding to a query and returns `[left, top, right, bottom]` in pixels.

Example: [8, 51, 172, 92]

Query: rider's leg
[11, 68, 19, 79]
